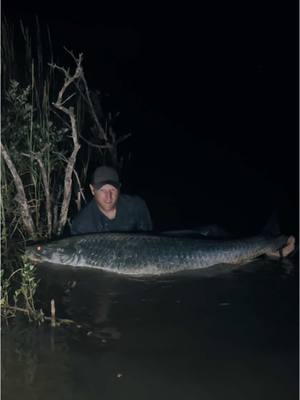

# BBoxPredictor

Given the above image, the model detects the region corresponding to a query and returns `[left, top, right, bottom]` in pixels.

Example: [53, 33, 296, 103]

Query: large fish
[25, 232, 289, 275]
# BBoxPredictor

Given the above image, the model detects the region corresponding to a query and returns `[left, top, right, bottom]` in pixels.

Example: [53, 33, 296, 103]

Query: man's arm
[70, 200, 99, 235]
[70, 219, 82, 235]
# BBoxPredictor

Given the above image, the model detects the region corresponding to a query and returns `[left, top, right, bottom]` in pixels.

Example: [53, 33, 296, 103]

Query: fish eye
[36, 245, 42, 252]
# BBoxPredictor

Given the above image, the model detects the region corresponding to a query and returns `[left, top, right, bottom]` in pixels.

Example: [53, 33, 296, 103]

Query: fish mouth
[24, 251, 44, 263]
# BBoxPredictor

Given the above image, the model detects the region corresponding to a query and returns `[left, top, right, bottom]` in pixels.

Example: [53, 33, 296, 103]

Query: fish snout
[25, 244, 47, 263]
[25, 249, 40, 263]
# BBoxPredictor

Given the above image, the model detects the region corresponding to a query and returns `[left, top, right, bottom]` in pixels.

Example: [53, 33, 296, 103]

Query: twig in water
[50, 298, 56, 327]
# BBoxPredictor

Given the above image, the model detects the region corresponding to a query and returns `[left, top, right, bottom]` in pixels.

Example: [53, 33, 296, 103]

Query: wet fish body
[25, 233, 288, 275]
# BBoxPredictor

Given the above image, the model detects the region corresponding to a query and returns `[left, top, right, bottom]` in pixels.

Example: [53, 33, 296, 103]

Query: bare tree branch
[61, 49, 131, 170]
[116, 132, 131, 145]
[1, 142, 36, 237]
[78, 67, 108, 144]
[51, 53, 82, 235]
[79, 132, 112, 150]
[73, 168, 87, 210]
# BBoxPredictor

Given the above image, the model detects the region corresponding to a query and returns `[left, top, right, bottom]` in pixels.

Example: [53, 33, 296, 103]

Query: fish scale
[25, 233, 289, 275]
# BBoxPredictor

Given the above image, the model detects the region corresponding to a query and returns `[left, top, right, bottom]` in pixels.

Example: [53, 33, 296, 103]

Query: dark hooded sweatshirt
[70, 194, 152, 235]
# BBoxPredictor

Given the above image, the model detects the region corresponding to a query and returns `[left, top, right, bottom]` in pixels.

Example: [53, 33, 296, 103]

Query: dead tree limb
[52, 186, 63, 233]
[63, 48, 108, 146]
[79, 71, 108, 144]
[50, 53, 82, 235]
[73, 168, 87, 211]
[64, 49, 131, 170]
[1, 142, 36, 237]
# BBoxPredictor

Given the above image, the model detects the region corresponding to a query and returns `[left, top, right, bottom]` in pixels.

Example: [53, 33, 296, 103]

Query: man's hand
[268, 235, 296, 258]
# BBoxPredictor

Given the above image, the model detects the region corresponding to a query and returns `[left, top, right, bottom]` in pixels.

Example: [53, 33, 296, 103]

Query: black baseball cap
[91, 166, 121, 190]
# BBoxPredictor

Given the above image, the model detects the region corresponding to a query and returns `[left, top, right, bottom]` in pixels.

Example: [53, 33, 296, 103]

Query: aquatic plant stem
[21, 146, 52, 237]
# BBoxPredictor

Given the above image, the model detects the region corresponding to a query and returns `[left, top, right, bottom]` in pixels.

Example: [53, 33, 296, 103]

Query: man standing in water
[71, 166, 152, 235]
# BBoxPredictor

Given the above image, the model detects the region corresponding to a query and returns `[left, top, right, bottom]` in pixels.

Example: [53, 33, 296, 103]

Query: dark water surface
[2, 257, 299, 400]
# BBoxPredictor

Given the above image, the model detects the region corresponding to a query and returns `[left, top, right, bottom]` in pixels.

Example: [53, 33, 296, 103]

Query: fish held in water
[25, 233, 289, 275]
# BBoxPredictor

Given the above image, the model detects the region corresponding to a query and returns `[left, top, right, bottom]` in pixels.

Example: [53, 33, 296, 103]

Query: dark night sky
[3, 1, 299, 233]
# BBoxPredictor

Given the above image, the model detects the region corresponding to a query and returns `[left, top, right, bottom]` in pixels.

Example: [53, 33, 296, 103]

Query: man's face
[90, 184, 119, 212]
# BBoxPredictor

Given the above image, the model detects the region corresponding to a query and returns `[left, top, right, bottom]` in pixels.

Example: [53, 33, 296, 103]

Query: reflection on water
[2, 257, 299, 400]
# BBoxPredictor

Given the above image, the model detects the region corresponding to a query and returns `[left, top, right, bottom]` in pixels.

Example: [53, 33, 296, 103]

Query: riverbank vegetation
[1, 19, 130, 323]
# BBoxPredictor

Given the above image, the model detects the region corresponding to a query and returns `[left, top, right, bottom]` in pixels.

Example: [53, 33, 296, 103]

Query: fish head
[25, 240, 76, 265]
